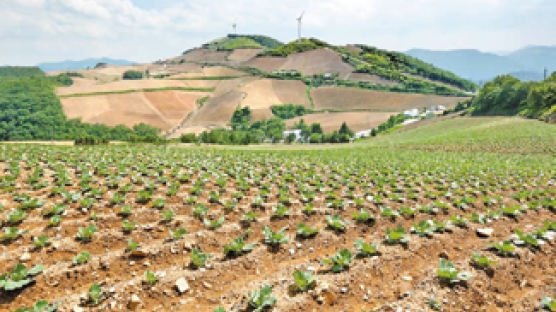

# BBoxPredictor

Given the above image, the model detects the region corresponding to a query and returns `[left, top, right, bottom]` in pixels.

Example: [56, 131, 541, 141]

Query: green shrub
[122, 70, 143, 80]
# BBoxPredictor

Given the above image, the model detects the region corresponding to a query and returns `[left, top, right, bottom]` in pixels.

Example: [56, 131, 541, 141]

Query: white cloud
[0, 0, 554, 65]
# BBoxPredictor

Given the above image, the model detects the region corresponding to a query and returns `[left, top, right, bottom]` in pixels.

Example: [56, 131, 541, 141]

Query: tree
[122, 70, 143, 80]
[231, 107, 251, 130]
[310, 123, 323, 134]
[309, 133, 322, 143]
[338, 122, 354, 138]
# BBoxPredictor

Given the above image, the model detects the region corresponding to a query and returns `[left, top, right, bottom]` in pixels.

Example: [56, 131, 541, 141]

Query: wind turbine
[232, 22, 237, 35]
[296, 11, 305, 41]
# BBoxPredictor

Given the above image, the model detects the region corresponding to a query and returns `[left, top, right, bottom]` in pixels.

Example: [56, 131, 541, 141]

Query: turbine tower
[232, 22, 237, 35]
[296, 11, 305, 41]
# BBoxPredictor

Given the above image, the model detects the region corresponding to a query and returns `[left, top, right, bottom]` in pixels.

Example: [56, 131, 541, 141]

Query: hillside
[407, 46, 556, 82]
[12, 36, 475, 139]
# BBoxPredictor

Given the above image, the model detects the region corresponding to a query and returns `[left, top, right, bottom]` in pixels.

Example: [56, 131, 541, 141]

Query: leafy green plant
[168, 228, 187, 240]
[352, 208, 376, 224]
[143, 270, 159, 286]
[76, 225, 97, 242]
[40, 204, 65, 217]
[122, 219, 136, 233]
[193, 203, 208, 218]
[0, 227, 27, 242]
[471, 253, 497, 270]
[9, 300, 59, 312]
[411, 220, 436, 237]
[326, 215, 349, 232]
[48, 215, 61, 227]
[292, 270, 316, 292]
[247, 285, 276, 312]
[87, 284, 103, 306]
[354, 239, 378, 257]
[117, 205, 132, 217]
[322, 248, 353, 273]
[126, 240, 140, 252]
[33, 235, 51, 249]
[203, 216, 225, 230]
[271, 204, 291, 219]
[152, 198, 166, 209]
[437, 258, 472, 285]
[513, 229, 539, 248]
[381, 206, 400, 219]
[490, 241, 516, 257]
[0, 263, 43, 291]
[262, 226, 288, 247]
[385, 227, 409, 245]
[72, 251, 90, 265]
[223, 236, 255, 258]
[4, 209, 27, 225]
[190, 247, 210, 269]
[241, 211, 258, 226]
[296, 223, 319, 239]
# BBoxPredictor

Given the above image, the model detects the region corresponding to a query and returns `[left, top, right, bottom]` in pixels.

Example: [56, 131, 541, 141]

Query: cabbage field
[0, 141, 554, 311]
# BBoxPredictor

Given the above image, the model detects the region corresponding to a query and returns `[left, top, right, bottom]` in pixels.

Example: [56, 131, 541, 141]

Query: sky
[1, 0, 555, 65]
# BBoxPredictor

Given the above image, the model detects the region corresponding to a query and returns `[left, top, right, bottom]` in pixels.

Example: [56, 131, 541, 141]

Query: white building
[404, 108, 420, 118]
[282, 129, 303, 142]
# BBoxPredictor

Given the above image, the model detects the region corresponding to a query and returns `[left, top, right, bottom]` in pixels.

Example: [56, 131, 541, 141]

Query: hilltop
[4, 35, 475, 140]
[37, 57, 136, 71]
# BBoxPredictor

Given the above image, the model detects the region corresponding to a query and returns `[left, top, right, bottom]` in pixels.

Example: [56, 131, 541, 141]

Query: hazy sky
[1, 0, 555, 65]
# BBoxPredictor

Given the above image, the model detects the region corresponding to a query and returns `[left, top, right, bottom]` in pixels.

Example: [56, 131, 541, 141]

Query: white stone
[476, 228, 493, 237]
[20, 252, 31, 262]
[175, 278, 190, 294]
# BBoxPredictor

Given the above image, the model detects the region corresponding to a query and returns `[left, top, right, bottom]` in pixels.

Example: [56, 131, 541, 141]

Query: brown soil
[345, 73, 400, 87]
[61, 91, 209, 131]
[312, 86, 470, 112]
[227, 49, 264, 64]
[285, 111, 396, 133]
[0, 155, 553, 312]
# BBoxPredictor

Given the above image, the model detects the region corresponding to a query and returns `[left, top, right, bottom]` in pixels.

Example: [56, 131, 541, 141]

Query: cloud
[0, 0, 554, 65]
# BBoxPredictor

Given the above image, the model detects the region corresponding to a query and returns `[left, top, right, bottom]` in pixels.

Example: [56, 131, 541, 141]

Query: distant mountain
[406, 46, 556, 83]
[37, 57, 136, 72]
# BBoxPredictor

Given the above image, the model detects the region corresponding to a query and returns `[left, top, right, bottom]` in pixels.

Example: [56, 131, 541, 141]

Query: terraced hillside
[50, 35, 474, 137]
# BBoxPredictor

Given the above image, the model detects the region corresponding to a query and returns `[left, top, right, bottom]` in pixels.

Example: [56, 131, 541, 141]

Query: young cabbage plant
[0, 263, 43, 291]
[381, 206, 400, 219]
[437, 258, 472, 285]
[32, 235, 51, 249]
[76, 225, 97, 242]
[292, 270, 316, 292]
[271, 204, 292, 219]
[471, 253, 497, 270]
[262, 226, 289, 248]
[193, 203, 208, 218]
[203, 216, 225, 230]
[143, 270, 159, 286]
[296, 223, 319, 239]
[513, 229, 540, 248]
[352, 208, 376, 224]
[117, 205, 132, 217]
[541, 295, 556, 312]
[125, 240, 140, 252]
[354, 239, 379, 257]
[223, 236, 256, 258]
[47, 215, 61, 227]
[241, 211, 258, 226]
[190, 247, 210, 269]
[72, 251, 91, 266]
[152, 198, 166, 209]
[168, 228, 187, 241]
[9, 300, 59, 312]
[122, 219, 136, 234]
[322, 248, 353, 273]
[490, 241, 516, 257]
[411, 220, 436, 237]
[87, 284, 104, 306]
[247, 285, 276, 312]
[0, 227, 28, 242]
[4, 208, 27, 225]
[40, 204, 65, 217]
[385, 227, 409, 245]
[326, 215, 349, 233]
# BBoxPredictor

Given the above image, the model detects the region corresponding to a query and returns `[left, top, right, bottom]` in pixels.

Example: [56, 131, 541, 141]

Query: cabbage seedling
[322, 248, 353, 273]
[87, 284, 103, 306]
[296, 223, 319, 239]
[223, 237, 255, 258]
[0, 263, 43, 291]
[168, 228, 186, 240]
[72, 252, 90, 265]
[262, 226, 288, 247]
[292, 270, 316, 292]
[190, 248, 210, 269]
[437, 258, 472, 285]
[247, 285, 276, 312]
[354, 239, 378, 257]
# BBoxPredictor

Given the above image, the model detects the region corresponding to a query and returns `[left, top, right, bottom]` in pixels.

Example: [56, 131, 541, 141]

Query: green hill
[201, 34, 283, 51]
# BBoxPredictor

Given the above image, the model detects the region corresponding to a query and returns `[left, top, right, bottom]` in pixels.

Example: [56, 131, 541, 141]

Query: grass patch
[60, 87, 215, 98]
[305, 86, 314, 109]
[170, 76, 242, 80]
